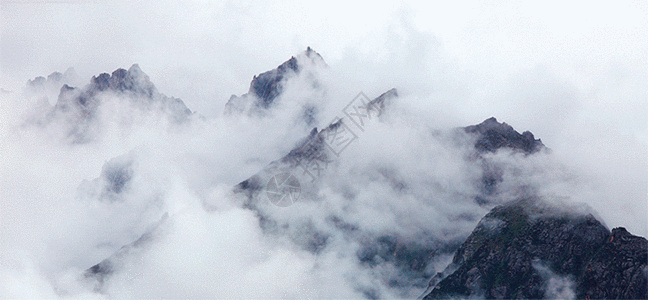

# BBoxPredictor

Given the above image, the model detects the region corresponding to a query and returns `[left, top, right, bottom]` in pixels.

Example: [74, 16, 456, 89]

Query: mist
[1, 0, 646, 298]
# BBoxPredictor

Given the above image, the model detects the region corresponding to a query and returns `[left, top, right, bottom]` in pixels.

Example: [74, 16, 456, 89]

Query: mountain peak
[41, 65, 191, 143]
[303, 46, 325, 64]
[249, 47, 326, 108]
[89, 64, 154, 96]
[128, 63, 142, 74]
[424, 198, 647, 299]
[464, 117, 545, 154]
[225, 48, 328, 115]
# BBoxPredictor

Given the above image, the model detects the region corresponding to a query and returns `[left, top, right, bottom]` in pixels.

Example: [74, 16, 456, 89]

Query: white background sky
[0, 0, 645, 143]
[0, 1, 646, 298]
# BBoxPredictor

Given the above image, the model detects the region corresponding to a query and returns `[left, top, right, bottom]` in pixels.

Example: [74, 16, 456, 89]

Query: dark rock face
[47, 64, 191, 142]
[88, 65, 155, 96]
[464, 117, 544, 155]
[250, 53, 299, 108]
[224, 47, 326, 116]
[579, 227, 648, 299]
[461, 117, 546, 205]
[423, 198, 648, 299]
[230, 118, 337, 210]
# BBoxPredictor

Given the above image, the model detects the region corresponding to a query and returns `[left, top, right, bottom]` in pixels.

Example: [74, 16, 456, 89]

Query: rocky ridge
[464, 117, 544, 155]
[224, 46, 326, 116]
[32, 64, 191, 142]
[423, 198, 647, 299]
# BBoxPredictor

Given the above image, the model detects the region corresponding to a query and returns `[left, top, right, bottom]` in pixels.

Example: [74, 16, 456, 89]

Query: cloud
[0, 0, 646, 298]
[533, 260, 576, 300]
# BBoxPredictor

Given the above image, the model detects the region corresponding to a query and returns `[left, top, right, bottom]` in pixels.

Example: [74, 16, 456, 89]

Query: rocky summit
[423, 198, 647, 299]
[464, 117, 545, 155]
[224, 47, 327, 116]
[34, 64, 192, 143]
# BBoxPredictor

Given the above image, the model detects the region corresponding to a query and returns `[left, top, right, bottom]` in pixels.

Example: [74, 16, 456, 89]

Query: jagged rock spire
[224, 47, 328, 115]
[464, 117, 545, 154]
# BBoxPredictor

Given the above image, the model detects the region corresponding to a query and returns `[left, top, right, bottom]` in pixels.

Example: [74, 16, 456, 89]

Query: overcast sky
[0, 0, 646, 297]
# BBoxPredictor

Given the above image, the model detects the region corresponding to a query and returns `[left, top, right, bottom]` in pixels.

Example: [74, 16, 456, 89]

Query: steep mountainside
[224, 47, 326, 117]
[423, 198, 647, 299]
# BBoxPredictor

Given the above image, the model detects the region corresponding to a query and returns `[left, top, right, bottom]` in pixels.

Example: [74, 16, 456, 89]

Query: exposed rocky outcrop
[423, 198, 647, 299]
[579, 227, 648, 299]
[464, 117, 544, 155]
[224, 47, 327, 116]
[231, 88, 399, 211]
[460, 117, 546, 205]
[41, 64, 191, 142]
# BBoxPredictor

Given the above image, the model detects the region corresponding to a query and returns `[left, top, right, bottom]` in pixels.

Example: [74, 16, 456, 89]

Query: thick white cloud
[1, 0, 646, 298]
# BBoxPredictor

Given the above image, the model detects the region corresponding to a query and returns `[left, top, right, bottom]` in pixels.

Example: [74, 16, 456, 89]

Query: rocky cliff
[224, 47, 326, 116]
[423, 198, 647, 299]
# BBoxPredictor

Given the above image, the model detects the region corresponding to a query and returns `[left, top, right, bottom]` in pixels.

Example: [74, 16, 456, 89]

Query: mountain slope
[231, 88, 399, 211]
[423, 198, 647, 299]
